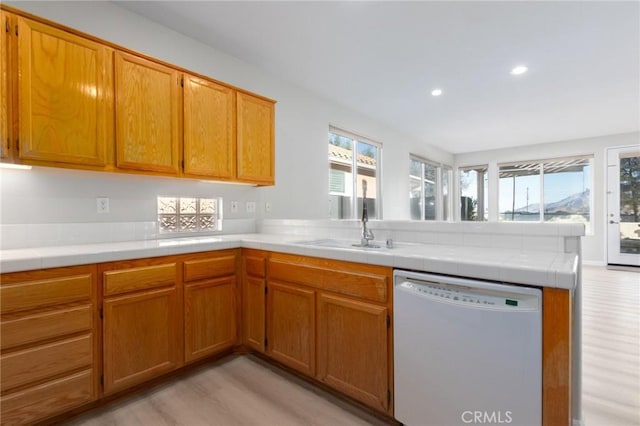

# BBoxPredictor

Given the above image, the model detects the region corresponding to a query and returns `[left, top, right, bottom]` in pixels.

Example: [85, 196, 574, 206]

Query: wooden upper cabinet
[1, 11, 12, 161]
[237, 92, 275, 185]
[17, 17, 112, 167]
[183, 75, 235, 179]
[114, 51, 180, 175]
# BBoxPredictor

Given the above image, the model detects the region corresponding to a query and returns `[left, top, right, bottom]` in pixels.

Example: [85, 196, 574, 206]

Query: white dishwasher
[394, 270, 542, 426]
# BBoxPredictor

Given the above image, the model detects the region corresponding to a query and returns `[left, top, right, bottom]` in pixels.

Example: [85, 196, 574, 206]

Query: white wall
[455, 131, 640, 263]
[1, 0, 453, 231]
[2, 2, 629, 264]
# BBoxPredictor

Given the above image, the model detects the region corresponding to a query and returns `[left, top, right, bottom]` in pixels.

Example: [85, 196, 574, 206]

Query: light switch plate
[246, 201, 256, 213]
[265, 202, 272, 212]
[230, 201, 238, 213]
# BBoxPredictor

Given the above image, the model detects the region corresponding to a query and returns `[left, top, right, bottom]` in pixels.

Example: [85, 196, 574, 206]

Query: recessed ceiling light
[431, 89, 443, 96]
[510, 66, 528, 75]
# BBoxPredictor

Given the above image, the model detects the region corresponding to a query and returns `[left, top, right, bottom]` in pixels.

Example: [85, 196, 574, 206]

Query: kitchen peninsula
[0, 219, 582, 426]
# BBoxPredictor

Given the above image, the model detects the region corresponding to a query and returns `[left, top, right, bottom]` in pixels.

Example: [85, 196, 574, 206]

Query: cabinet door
[183, 75, 235, 179]
[266, 281, 315, 376]
[17, 17, 112, 166]
[317, 293, 389, 413]
[243, 276, 265, 352]
[184, 277, 237, 363]
[103, 286, 181, 395]
[236, 92, 274, 185]
[1, 11, 12, 161]
[115, 51, 180, 174]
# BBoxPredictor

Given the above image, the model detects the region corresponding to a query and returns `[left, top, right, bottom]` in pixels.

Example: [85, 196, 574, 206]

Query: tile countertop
[0, 233, 579, 290]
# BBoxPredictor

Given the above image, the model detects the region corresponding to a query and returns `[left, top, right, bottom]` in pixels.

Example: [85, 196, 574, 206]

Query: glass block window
[158, 197, 222, 234]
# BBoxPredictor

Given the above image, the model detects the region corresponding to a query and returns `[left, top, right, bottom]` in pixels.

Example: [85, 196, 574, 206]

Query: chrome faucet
[360, 179, 374, 246]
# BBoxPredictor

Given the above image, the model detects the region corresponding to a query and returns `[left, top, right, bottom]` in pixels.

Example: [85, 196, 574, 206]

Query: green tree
[620, 157, 640, 221]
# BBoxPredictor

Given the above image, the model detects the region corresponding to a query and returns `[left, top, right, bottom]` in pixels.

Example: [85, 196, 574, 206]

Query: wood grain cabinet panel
[242, 251, 267, 353]
[1, 305, 92, 350]
[243, 276, 266, 352]
[268, 253, 389, 303]
[236, 92, 274, 185]
[0, 369, 94, 426]
[317, 294, 389, 412]
[103, 263, 177, 296]
[17, 17, 112, 167]
[103, 286, 181, 395]
[183, 255, 236, 283]
[184, 277, 237, 363]
[183, 75, 235, 179]
[115, 51, 180, 174]
[1, 11, 13, 161]
[1, 274, 92, 314]
[1, 334, 92, 392]
[266, 281, 315, 376]
[0, 264, 97, 424]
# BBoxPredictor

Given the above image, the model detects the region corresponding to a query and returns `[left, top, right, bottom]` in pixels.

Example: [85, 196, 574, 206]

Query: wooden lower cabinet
[0, 265, 98, 425]
[184, 277, 237, 363]
[103, 286, 181, 395]
[1, 370, 94, 426]
[262, 253, 394, 415]
[242, 250, 267, 352]
[266, 281, 316, 376]
[317, 293, 390, 412]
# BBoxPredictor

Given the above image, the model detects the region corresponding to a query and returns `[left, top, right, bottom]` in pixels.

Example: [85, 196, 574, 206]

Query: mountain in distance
[515, 189, 590, 214]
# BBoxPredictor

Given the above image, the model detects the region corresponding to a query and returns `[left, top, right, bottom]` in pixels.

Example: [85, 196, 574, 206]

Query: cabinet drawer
[1, 369, 94, 426]
[104, 263, 176, 296]
[1, 305, 92, 350]
[1, 334, 92, 392]
[184, 256, 236, 282]
[244, 256, 266, 278]
[0, 275, 92, 314]
[269, 257, 389, 303]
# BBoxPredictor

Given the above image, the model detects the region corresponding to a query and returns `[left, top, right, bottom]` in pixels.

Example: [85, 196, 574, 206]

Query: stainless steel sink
[292, 238, 385, 249]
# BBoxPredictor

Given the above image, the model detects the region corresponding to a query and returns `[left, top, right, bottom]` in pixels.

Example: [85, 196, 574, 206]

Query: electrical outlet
[230, 201, 238, 213]
[96, 197, 110, 214]
[265, 202, 272, 212]
[246, 201, 256, 213]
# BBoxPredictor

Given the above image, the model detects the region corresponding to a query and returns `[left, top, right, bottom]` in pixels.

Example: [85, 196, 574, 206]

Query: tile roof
[329, 144, 376, 166]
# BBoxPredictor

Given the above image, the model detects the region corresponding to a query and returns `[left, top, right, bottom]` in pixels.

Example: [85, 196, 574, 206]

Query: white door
[607, 146, 640, 266]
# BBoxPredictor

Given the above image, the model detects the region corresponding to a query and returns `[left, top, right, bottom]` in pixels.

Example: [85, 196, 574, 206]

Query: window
[328, 127, 381, 219]
[459, 166, 488, 221]
[442, 166, 453, 221]
[499, 156, 592, 229]
[157, 196, 222, 234]
[410, 156, 452, 220]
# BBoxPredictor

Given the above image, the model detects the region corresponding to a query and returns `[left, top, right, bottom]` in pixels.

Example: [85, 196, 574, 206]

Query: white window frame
[498, 155, 594, 232]
[329, 126, 383, 220]
[410, 155, 452, 221]
[458, 165, 489, 221]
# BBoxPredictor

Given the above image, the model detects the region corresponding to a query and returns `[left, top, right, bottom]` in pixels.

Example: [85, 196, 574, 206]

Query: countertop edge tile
[0, 234, 579, 289]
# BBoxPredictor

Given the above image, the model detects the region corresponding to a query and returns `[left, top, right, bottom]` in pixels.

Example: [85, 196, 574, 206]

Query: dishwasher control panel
[398, 279, 540, 311]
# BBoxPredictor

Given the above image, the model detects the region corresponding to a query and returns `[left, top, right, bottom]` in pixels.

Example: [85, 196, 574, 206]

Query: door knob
[609, 220, 619, 224]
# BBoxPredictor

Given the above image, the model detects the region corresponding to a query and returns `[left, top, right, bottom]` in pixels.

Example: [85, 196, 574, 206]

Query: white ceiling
[115, 1, 639, 154]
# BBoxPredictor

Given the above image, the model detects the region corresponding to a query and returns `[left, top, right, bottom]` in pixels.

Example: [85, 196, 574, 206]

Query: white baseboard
[582, 260, 606, 267]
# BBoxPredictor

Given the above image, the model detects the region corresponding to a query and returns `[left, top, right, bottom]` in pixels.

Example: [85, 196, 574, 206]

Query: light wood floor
[65, 355, 390, 426]
[581, 265, 640, 426]
[66, 266, 639, 426]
